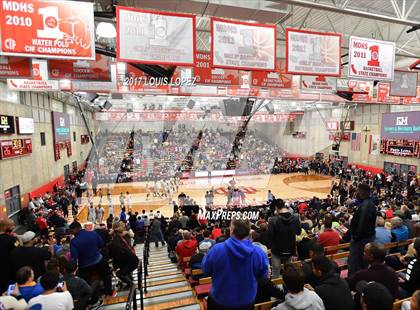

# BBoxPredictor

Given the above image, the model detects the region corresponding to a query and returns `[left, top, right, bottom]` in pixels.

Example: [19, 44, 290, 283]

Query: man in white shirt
[28, 271, 74, 310]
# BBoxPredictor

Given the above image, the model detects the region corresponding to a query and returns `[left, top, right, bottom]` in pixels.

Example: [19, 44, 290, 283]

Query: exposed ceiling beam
[272, 0, 418, 26]
[404, 0, 418, 19]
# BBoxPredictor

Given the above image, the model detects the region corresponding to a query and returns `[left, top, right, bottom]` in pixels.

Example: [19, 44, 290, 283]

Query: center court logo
[198, 209, 260, 221]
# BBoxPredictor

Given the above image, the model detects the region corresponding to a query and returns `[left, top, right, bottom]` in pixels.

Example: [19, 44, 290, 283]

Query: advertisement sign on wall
[390, 71, 418, 97]
[301, 75, 337, 92]
[0, 56, 32, 77]
[377, 83, 400, 104]
[380, 139, 420, 157]
[117, 7, 196, 65]
[381, 111, 420, 140]
[0, 0, 95, 60]
[348, 36, 395, 81]
[16, 117, 34, 134]
[51, 112, 70, 142]
[286, 28, 341, 76]
[48, 54, 111, 81]
[194, 51, 240, 85]
[251, 59, 292, 88]
[0, 138, 32, 159]
[0, 114, 15, 134]
[211, 18, 276, 71]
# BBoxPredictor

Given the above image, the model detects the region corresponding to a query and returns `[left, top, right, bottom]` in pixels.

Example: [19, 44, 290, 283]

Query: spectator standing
[202, 219, 268, 310]
[0, 219, 18, 293]
[87, 203, 96, 223]
[348, 183, 377, 275]
[150, 216, 165, 247]
[267, 200, 301, 277]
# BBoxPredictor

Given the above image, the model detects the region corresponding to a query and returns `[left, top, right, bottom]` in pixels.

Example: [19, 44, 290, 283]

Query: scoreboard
[0, 139, 32, 159]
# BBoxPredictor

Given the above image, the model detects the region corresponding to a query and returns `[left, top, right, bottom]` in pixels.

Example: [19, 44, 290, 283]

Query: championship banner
[211, 17, 276, 71]
[194, 51, 240, 85]
[377, 83, 400, 104]
[390, 71, 418, 97]
[251, 59, 292, 88]
[369, 134, 380, 155]
[0, 0, 95, 60]
[286, 28, 341, 76]
[0, 56, 32, 77]
[7, 78, 59, 91]
[48, 54, 111, 81]
[301, 75, 336, 92]
[117, 7, 195, 65]
[403, 86, 420, 104]
[348, 36, 395, 81]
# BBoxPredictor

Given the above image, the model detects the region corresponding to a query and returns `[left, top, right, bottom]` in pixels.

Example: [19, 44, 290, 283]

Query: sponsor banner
[348, 36, 395, 81]
[326, 121, 339, 131]
[377, 83, 400, 104]
[251, 59, 292, 88]
[381, 111, 420, 140]
[194, 51, 240, 85]
[211, 17, 276, 71]
[51, 111, 70, 142]
[48, 54, 111, 81]
[16, 117, 34, 134]
[95, 110, 301, 123]
[340, 121, 355, 131]
[403, 86, 420, 104]
[286, 28, 341, 76]
[117, 6, 195, 65]
[390, 71, 418, 97]
[380, 139, 420, 157]
[0, 114, 15, 134]
[329, 132, 351, 141]
[0, 138, 32, 159]
[0, 0, 95, 60]
[7, 78, 59, 91]
[301, 75, 336, 92]
[369, 134, 380, 155]
[0, 56, 31, 77]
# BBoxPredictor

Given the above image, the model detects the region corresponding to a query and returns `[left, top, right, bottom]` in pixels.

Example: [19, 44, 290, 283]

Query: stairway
[103, 243, 201, 310]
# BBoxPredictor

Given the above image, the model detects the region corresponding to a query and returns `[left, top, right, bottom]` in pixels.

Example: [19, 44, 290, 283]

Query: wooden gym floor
[77, 173, 334, 222]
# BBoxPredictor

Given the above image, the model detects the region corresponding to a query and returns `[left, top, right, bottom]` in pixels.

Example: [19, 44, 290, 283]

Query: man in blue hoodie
[69, 221, 115, 297]
[202, 219, 269, 309]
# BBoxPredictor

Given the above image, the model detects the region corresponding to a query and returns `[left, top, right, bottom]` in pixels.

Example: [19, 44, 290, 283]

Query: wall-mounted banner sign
[326, 121, 339, 131]
[377, 83, 400, 104]
[348, 36, 395, 81]
[211, 18, 276, 71]
[0, 114, 15, 134]
[16, 117, 34, 134]
[301, 75, 336, 92]
[286, 28, 341, 76]
[117, 7, 195, 65]
[0, 0, 95, 60]
[48, 54, 111, 81]
[381, 111, 420, 140]
[340, 121, 355, 131]
[0, 56, 32, 77]
[380, 139, 420, 158]
[0, 138, 32, 159]
[390, 71, 418, 97]
[251, 59, 292, 88]
[51, 111, 70, 142]
[403, 87, 420, 104]
[7, 78, 59, 91]
[194, 51, 240, 85]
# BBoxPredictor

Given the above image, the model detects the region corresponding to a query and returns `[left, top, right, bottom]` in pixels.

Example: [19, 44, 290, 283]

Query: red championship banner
[211, 18, 276, 71]
[286, 28, 341, 76]
[377, 83, 400, 104]
[403, 86, 420, 104]
[117, 6, 196, 65]
[194, 51, 240, 85]
[251, 59, 292, 88]
[48, 54, 111, 81]
[0, 56, 31, 77]
[0, 0, 95, 60]
[0, 138, 32, 159]
[348, 36, 395, 81]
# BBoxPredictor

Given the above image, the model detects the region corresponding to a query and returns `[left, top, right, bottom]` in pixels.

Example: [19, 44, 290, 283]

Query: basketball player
[126, 191, 132, 211]
[145, 183, 151, 200]
[107, 192, 114, 217]
[119, 192, 125, 208]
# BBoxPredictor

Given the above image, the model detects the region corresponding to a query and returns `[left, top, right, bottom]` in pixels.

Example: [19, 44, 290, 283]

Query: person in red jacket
[176, 231, 197, 269]
[318, 219, 340, 251]
[210, 224, 222, 240]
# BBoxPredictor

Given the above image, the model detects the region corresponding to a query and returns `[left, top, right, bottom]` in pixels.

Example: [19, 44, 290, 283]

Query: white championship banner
[286, 28, 341, 76]
[348, 36, 395, 81]
[211, 18, 276, 71]
[301, 75, 337, 92]
[117, 7, 195, 65]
